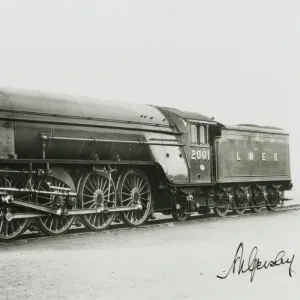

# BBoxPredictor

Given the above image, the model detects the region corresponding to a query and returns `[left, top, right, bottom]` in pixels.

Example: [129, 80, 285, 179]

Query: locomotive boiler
[0, 87, 293, 240]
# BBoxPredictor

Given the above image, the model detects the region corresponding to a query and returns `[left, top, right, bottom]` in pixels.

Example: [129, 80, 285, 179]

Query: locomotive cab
[188, 121, 212, 183]
[187, 119, 223, 184]
[157, 106, 223, 184]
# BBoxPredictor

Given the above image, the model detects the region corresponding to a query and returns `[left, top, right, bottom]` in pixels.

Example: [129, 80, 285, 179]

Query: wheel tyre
[266, 202, 278, 212]
[250, 200, 264, 213]
[214, 205, 230, 217]
[171, 211, 188, 222]
[234, 201, 247, 215]
[234, 208, 246, 215]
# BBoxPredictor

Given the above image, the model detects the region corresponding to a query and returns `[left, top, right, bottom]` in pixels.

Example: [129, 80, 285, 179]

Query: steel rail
[1, 203, 299, 244]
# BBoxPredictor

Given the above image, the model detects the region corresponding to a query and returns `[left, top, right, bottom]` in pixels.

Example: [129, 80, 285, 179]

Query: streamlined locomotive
[0, 87, 292, 240]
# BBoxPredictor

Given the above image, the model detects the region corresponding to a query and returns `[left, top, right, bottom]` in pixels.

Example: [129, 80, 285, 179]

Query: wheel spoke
[140, 202, 147, 209]
[140, 190, 149, 196]
[87, 178, 96, 191]
[101, 180, 108, 193]
[97, 177, 100, 190]
[122, 191, 131, 196]
[104, 192, 115, 198]
[140, 197, 150, 202]
[99, 178, 104, 191]
[88, 203, 96, 208]
[139, 182, 148, 193]
[84, 199, 95, 206]
[92, 176, 98, 190]
[125, 178, 133, 189]
[103, 186, 109, 195]
[122, 196, 132, 202]
[123, 183, 132, 193]
[83, 193, 94, 198]
[135, 176, 140, 189]
[85, 185, 94, 194]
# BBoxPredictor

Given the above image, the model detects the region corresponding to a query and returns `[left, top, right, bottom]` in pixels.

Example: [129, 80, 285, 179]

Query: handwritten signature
[217, 242, 295, 282]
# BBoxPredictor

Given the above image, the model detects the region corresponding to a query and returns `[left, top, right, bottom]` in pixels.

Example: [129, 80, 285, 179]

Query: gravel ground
[0, 207, 299, 300]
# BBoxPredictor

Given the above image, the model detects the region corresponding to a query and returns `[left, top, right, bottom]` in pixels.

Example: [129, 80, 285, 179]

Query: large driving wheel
[35, 169, 75, 236]
[78, 171, 116, 231]
[118, 169, 152, 227]
[0, 175, 30, 241]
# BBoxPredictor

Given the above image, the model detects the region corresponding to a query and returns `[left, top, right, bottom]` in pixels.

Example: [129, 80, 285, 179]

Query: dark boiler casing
[0, 88, 189, 184]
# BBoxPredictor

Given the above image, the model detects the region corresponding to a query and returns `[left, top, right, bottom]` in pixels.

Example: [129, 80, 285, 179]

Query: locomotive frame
[0, 87, 292, 240]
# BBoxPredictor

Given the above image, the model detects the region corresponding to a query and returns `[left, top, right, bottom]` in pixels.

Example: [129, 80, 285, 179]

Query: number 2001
[191, 150, 210, 160]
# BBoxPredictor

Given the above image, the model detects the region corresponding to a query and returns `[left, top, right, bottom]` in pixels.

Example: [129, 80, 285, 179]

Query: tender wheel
[35, 169, 75, 236]
[118, 169, 152, 227]
[214, 204, 230, 217]
[171, 211, 188, 222]
[266, 204, 278, 211]
[78, 171, 116, 231]
[266, 197, 279, 211]
[0, 175, 30, 241]
[234, 201, 248, 215]
[250, 187, 267, 213]
[251, 199, 264, 213]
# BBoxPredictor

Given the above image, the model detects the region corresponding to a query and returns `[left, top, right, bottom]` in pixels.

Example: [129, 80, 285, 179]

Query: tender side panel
[215, 128, 291, 183]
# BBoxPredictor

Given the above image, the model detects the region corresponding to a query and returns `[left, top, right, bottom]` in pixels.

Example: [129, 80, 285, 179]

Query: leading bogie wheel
[78, 171, 117, 231]
[171, 211, 188, 222]
[0, 175, 30, 241]
[0, 206, 29, 241]
[35, 169, 76, 236]
[118, 168, 152, 227]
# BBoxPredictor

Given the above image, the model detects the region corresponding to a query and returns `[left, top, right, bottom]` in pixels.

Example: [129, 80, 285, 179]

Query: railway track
[1, 203, 299, 245]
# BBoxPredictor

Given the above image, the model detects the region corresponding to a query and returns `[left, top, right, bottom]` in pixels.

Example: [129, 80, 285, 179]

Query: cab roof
[158, 106, 219, 125]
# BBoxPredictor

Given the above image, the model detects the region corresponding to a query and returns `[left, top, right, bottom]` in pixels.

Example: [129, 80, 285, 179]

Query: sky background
[0, 0, 299, 192]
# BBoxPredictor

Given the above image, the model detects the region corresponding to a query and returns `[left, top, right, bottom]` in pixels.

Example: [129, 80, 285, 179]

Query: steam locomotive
[0, 87, 292, 240]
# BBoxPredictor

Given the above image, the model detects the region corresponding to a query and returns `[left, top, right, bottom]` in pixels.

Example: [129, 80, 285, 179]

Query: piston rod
[12, 200, 63, 215]
[63, 205, 142, 216]
[0, 187, 77, 196]
[6, 204, 143, 220]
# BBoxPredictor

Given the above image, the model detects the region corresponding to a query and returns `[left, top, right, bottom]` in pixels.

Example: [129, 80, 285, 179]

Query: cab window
[199, 125, 207, 144]
[190, 124, 198, 144]
[190, 123, 208, 145]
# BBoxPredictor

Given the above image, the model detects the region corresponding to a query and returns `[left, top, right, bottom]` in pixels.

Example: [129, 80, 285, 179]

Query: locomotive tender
[0, 87, 292, 240]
